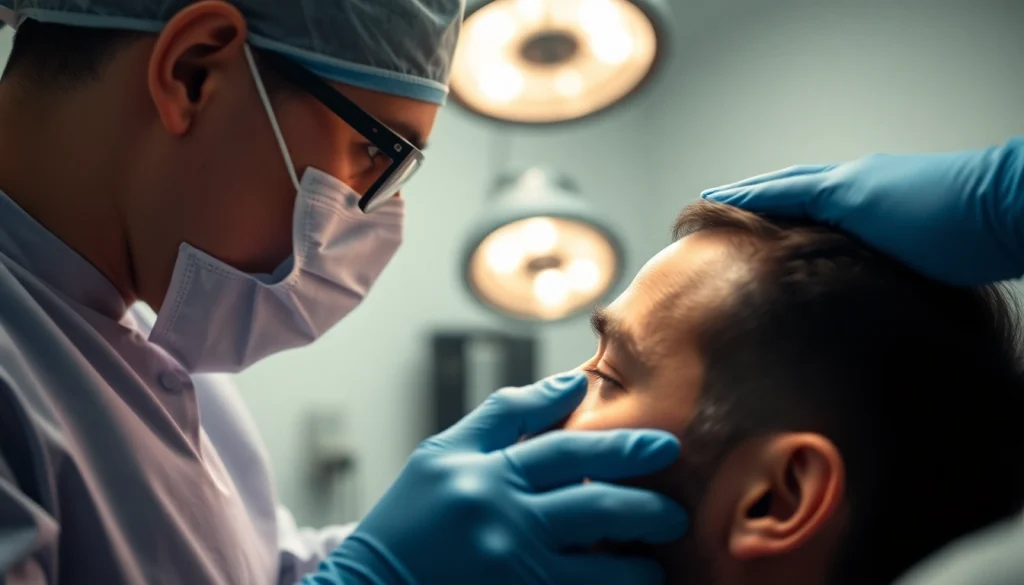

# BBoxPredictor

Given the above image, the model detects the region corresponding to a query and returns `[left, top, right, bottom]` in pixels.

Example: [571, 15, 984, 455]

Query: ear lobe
[729, 434, 845, 561]
[147, 1, 248, 135]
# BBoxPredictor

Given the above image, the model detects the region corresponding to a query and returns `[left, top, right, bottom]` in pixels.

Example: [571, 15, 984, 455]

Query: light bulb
[521, 218, 559, 255]
[469, 8, 518, 48]
[578, 0, 620, 36]
[484, 233, 525, 274]
[534, 268, 570, 307]
[478, 62, 526, 102]
[577, 0, 634, 65]
[566, 258, 602, 292]
[591, 27, 633, 64]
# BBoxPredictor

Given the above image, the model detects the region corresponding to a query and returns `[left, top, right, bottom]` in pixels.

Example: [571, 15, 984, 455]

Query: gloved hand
[702, 136, 1024, 287]
[302, 372, 688, 585]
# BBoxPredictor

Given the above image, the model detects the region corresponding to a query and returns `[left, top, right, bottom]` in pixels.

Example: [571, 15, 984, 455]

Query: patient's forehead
[610, 230, 752, 345]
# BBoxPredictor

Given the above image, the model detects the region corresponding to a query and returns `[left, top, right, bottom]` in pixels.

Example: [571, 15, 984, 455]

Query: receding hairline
[672, 199, 827, 247]
[635, 225, 762, 356]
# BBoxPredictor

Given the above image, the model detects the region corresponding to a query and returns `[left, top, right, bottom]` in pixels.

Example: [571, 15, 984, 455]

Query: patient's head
[563, 201, 1024, 585]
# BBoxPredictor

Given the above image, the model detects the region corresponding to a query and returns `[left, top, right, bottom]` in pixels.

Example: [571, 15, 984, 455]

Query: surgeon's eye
[353, 144, 387, 176]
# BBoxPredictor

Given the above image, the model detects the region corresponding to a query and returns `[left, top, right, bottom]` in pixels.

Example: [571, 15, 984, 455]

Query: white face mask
[149, 45, 405, 374]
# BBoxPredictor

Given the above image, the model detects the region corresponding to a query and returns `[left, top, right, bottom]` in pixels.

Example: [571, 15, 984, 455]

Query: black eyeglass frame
[258, 49, 425, 213]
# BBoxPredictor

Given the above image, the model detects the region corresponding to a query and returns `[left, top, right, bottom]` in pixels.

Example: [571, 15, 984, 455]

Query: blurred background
[2, 0, 1021, 527]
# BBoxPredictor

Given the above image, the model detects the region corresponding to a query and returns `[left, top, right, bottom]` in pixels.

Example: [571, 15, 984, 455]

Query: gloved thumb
[434, 372, 587, 453]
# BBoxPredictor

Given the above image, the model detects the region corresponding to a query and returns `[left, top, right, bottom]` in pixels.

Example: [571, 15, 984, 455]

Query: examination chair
[893, 513, 1024, 585]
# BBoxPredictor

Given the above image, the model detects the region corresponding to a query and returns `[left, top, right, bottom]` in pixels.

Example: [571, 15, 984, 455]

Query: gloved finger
[533, 482, 688, 548]
[506, 429, 680, 489]
[436, 372, 587, 452]
[700, 163, 835, 196]
[552, 554, 666, 585]
[699, 170, 840, 220]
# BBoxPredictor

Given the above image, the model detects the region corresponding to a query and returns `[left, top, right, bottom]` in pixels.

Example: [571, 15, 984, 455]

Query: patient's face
[564, 234, 720, 453]
[561, 230, 845, 585]
[562, 231, 729, 582]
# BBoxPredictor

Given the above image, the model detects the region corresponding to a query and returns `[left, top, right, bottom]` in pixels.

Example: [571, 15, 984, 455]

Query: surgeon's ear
[726, 433, 846, 560]
[148, 0, 248, 135]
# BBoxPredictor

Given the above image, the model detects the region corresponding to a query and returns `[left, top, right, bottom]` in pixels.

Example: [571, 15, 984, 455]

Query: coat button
[159, 371, 184, 393]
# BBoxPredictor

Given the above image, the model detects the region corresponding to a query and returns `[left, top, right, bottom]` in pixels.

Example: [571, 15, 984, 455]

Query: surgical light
[463, 169, 624, 321]
[450, 0, 673, 125]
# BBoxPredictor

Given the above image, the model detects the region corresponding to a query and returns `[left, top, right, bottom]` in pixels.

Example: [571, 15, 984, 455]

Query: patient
[565, 201, 1024, 585]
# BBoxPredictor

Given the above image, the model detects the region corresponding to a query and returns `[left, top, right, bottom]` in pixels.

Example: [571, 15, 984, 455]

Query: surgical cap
[0, 0, 465, 104]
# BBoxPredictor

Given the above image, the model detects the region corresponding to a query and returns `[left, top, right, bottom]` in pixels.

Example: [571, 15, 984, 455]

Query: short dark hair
[3, 19, 144, 88]
[2, 19, 292, 98]
[672, 200, 1024, 583]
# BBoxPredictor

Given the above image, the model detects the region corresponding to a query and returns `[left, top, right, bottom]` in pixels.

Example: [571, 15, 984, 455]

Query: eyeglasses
[259, 50, 426, 213]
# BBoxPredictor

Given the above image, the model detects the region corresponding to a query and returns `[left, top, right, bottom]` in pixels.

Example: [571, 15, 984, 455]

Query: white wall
[648, 0, 1024, 219]
[1, 0, 1022, 526]
[641, 0, 1024, 366]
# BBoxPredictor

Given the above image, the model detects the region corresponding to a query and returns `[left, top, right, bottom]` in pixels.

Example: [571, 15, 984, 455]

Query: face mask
[148, 45, 404, 374]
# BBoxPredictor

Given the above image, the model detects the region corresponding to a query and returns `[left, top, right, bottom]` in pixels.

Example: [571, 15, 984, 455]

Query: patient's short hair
[672, 201, 1024, 583]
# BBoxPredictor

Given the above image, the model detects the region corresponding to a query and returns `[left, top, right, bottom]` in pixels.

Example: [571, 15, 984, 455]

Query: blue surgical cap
[0, 0, 465, 104]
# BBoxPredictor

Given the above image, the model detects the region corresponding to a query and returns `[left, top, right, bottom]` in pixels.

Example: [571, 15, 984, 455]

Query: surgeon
[703, 134, 1024, 585]
[0, 2, 689, 585]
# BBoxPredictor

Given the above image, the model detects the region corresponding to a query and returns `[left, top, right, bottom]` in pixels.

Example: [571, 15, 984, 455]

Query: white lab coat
[0, 190, 354, 584]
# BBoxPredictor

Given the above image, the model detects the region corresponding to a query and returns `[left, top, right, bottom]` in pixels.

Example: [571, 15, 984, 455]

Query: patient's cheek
[557, 409, 687, 490]
[560, 393, 655, 433]
[560, 408, 599, 431]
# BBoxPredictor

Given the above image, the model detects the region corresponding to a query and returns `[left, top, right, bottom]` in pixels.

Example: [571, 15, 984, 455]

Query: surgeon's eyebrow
[386, 120, 429, 151]
[589, 306, 652, 371]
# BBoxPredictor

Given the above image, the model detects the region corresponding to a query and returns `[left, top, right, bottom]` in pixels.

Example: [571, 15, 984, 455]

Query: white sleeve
[0, 380, 56, 585]
[275, 505, 358, 585]
[0, 473, 53, 585]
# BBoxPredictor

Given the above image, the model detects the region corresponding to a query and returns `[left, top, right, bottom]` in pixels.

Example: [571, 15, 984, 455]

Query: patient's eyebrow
[589, 307, 652, 371]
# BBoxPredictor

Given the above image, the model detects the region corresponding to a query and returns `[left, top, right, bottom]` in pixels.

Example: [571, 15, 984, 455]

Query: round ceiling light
[450, 0, 672, 125]
[463, 169, 624, 321]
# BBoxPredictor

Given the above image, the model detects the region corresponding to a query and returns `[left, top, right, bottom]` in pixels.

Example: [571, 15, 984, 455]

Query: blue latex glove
[302, 373, 688, 585]
[702, 136, 1024, 287]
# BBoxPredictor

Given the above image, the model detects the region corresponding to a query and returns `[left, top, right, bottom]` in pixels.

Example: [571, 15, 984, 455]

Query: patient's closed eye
[584, 366, 623, 390]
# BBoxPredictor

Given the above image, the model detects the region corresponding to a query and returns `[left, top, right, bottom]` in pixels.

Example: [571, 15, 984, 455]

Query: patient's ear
[725, 433, 845, 560]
